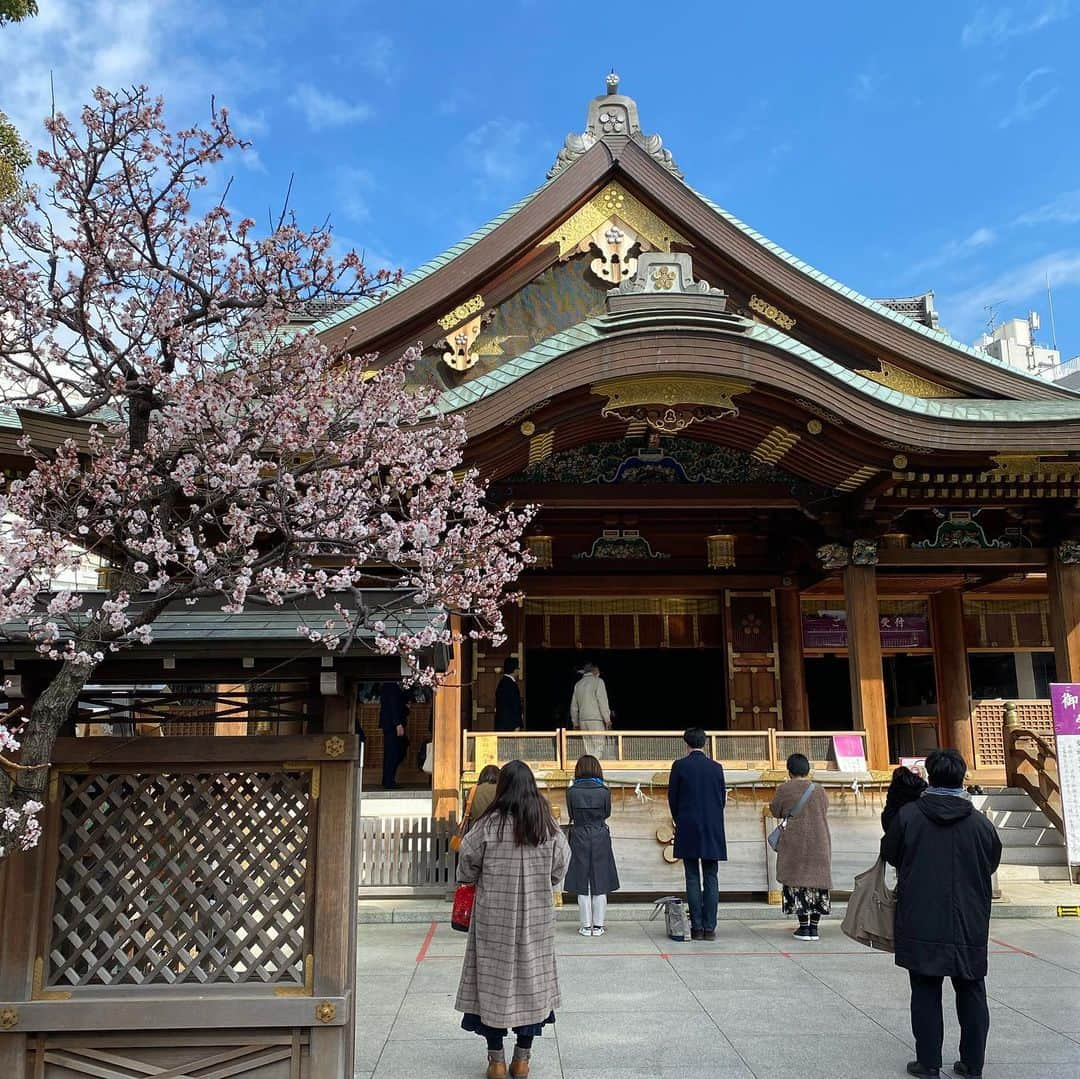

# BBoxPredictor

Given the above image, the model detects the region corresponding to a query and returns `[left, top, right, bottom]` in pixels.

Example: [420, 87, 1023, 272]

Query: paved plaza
[356, 913, 1080, 1079]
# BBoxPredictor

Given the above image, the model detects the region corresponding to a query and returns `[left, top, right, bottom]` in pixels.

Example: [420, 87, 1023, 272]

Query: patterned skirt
[782, 885, 831, 918]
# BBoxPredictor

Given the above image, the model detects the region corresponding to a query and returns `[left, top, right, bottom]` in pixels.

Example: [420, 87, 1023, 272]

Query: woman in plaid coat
[455, 760, 571, 1079]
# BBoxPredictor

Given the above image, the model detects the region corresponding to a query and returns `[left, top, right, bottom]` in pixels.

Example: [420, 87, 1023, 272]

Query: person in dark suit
[494, 657, 523, 731]
[883, 748, 1002, 1079]
[379, 681, 408, 789]
[667, 727, 727, 940]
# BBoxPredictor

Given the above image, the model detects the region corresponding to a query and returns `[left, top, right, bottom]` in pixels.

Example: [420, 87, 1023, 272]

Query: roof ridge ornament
[548, 72, 683, 180]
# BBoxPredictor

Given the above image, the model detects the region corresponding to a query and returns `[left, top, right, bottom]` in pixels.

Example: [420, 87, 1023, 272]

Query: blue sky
[2, 0, 1079, 356]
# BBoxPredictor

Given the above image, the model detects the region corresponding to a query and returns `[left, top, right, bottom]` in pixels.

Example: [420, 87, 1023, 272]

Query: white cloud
[358, 32, 395, 85]
[1015, 190, 1080, 225]
[998, 67, 1058, 128]
[463, 119, 529, 185]
[944, 249, 1080, 336]
[336, 166, 376, 223]
[908, 226, 998, 277]
[288, 84, 372, 131]
[962, 2, 1071, 46]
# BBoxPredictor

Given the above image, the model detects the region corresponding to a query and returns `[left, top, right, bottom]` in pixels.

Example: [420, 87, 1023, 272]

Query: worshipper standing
[455, 760, 570, 1079]
[667, 727, 727, 941]
[769, 752, 832, 941]
[881, 763, 929, 833]
[883, 748, 1002, 1079]
[564, 754, 620, 937]
[495, 657, 524, 731]
[570, 662, 611, 756]
[468, 764, 502, 824]
[378, 681, 408, 790]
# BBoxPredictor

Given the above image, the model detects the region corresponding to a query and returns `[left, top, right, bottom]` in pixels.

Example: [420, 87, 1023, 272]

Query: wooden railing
[462, 728, 870, 774]
[1004, 723, 1064, 834]
[971, 698, 1053, 770]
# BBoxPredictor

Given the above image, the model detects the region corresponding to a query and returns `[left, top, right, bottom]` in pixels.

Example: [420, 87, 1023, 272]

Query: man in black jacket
[494, 657, 523, 731]
[883, 748, 1002, 1079]
[668, 728, 727, 941]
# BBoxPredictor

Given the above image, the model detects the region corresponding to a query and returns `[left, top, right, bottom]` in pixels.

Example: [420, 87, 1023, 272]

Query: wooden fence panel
[358, 816, 457, 894]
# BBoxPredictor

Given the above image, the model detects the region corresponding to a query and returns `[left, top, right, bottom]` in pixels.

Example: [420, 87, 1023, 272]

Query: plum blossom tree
[0, 86, 532, 856]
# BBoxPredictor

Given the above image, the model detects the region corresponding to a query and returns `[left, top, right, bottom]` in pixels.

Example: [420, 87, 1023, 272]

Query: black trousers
[381, 731, 404, 789]
[909, 970, 989, 1074]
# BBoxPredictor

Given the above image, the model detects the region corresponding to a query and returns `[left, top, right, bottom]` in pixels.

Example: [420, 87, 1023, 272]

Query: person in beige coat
[770, 752, 832, 941]
[570, 662, 611, 756]
[455, 760, 570, 1079]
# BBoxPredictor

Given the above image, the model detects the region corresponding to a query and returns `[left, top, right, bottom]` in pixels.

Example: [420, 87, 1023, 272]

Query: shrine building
[306, 74, 1080, 813]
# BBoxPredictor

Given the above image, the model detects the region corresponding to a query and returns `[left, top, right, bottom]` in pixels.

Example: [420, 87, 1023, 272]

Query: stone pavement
[356, 914, 1080, 1079]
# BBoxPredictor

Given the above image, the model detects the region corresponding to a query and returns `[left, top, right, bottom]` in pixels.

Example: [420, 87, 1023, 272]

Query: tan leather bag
[449, 784, 478, 854]
[841, 856, 896, 952]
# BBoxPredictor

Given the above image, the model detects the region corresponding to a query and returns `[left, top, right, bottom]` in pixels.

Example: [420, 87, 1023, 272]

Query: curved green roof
[433, 314, 1080, 424]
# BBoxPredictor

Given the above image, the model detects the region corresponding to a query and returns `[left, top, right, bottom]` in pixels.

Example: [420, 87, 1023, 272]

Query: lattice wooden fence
[0, 727, 361, 1079]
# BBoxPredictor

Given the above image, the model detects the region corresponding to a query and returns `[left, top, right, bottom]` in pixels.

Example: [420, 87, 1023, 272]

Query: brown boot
[510, 1047, 531, 1077]
[486, 1049, 508, 1079]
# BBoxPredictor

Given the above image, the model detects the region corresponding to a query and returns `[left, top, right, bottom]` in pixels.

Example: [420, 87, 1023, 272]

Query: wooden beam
[877, 548, 1049, 568]
[776, 588, 808, 730]
[843, 564, 889, 769]
[1048, 552, 1080, 683]
[433, 613, 464, 821]
[931, 589, 976, 766]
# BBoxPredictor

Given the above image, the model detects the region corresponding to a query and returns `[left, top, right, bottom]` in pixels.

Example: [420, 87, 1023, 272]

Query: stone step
[995, 825, 1064, 848]
[972, 793, 1041, 813]
[981, 808, 1053, 830]
[994, 862, 1073, 882]
[999, 844, 1068, 866]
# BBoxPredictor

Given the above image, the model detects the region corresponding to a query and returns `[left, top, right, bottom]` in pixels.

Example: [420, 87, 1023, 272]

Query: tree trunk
[0, 659, 95, 852]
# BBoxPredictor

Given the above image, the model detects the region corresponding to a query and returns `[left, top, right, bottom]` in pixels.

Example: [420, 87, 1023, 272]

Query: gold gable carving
[540, 183, 689, 260]
[855, 360, 958, 399]
[590, 374, 750, 435]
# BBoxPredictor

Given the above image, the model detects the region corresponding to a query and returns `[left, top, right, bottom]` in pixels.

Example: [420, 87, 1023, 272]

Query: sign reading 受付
[1050, 683, 1080, 867]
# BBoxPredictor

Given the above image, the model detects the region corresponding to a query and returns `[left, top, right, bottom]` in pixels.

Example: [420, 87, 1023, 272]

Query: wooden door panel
[725, 590, 783, 731]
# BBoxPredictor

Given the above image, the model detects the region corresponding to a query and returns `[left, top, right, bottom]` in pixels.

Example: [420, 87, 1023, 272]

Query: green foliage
[0, 1, 39, 26]
[0, 113, 31, 200]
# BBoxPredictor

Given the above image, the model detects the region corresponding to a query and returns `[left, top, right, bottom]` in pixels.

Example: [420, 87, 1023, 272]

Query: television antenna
[983, 300, 1006, 337]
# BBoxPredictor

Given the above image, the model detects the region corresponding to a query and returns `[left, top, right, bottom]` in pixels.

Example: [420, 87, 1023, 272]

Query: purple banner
[1049, 683, 1080, 865]
[802, 611, 930, 649]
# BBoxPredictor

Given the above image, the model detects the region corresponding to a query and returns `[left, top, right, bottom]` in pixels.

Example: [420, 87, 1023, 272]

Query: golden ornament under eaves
[590, 374, 750, 435]
[856, 360, 958, 399]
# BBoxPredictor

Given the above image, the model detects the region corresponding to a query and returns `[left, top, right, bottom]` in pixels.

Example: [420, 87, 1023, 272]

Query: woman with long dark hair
[565, 754, 620, 936]
[455, 760, 570, 1079]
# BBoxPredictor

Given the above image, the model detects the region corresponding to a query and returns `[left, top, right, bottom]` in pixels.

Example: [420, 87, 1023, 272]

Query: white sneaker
[591, 926, 605, 937]
[578, 927, 593, 937]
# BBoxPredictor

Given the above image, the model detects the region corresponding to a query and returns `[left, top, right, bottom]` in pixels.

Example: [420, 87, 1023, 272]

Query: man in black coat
[667, 727, 727, 940]
[883, 748, 1002, 1079]
[378, 681, 408, 790]
[494, 657, 523, 731]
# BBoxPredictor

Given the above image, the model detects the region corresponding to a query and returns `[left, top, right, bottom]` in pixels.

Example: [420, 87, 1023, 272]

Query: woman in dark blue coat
[564, 755, 620, 936]
[667, 728, 727, 939]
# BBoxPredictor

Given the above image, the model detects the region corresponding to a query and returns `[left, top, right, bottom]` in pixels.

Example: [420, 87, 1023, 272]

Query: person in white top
[570, 663, 611, 756]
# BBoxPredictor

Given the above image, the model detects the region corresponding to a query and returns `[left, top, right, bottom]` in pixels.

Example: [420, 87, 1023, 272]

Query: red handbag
[451, 883, 476, 933]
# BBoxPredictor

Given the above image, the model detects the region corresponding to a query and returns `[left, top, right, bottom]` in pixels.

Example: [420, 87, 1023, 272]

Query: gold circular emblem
[316, 1001, 337, 1024]
[892, 454, 908, 469]
[520, 420, 536, 437]
[324, 736, 346, 759]
[0, 1009, 18, 1030]
[806, 419, 823, 435]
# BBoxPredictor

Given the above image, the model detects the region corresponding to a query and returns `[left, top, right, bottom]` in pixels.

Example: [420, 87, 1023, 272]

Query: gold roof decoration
[855, 359, 959, 399]
[986, 455, 1080, 482]
[540, 183, 690, 261]
[591, 373, 750, 435]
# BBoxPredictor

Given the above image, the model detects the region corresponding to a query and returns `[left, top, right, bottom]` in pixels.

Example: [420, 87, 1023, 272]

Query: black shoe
[792, 925, 814, 940]
[703, 930, 716, 941]
[906, 1063, 940, 1078]
[953, 1063, 981, 1078]
[690, 928, 704, 941]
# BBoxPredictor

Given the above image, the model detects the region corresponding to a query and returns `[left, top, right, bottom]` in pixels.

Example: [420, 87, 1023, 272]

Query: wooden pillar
[1048, 550, 1080, 683]
[309, 692, 359, 1076]
[843, 564, 889, 769]
[433, 612, 464, 822]
[776, 588, 808, 730]
[931, 589, 975, 766]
